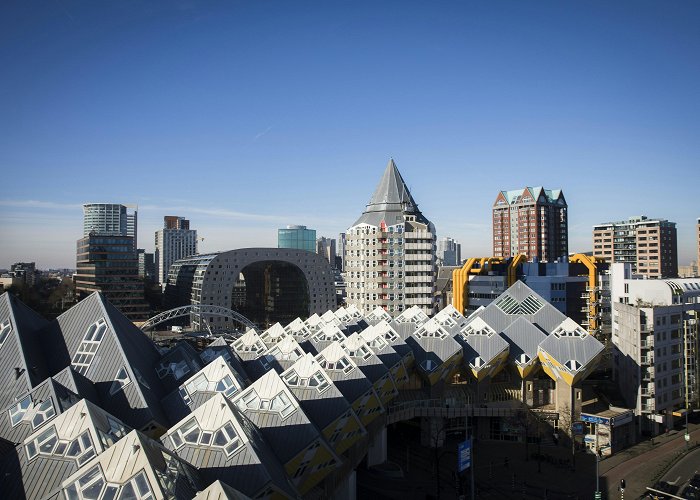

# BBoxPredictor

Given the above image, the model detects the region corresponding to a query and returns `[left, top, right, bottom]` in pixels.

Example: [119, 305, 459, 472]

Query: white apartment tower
[345, 159, 436, 316]
[610, 263, 700, 435]
[155, 216, 198, 286]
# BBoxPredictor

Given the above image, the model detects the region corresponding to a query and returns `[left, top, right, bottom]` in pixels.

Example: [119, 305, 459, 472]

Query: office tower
[74, 234, 149, 319]
[316, 237, 336, 268]
[697, 217, 700, 273]
[593, 216, 678, 278]
[155, 216, 198, 286]
[278, 225, 316, 252]
[610, 263, 699, 434]
[345, 159, 436, 316]
[83, 203, 138, 249]
[76, 203, 147, 319]
[492, 187, 568, 262]
[437, 237, 461, 266]
[337, 232, 346, 271]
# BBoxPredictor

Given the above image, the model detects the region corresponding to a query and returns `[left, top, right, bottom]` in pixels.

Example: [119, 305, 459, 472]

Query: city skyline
[2, 1, 699, 268]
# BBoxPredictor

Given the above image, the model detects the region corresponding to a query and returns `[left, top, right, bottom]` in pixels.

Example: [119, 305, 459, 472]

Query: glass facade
[75, 235, 150, 319]
[278, 225, 316, 252]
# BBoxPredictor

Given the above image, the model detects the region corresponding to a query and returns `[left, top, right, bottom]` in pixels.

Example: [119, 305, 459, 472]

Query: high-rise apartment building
[437, 237, 461, 266]
[593, 216, 678, 278]
[492, 187, 567, 262]
[83, 203, 138, 249]
[610, 263, 699, 434]
[155, 216, 198, 286]
[278, 225, 316, 252]
[345, 159, 436, 316]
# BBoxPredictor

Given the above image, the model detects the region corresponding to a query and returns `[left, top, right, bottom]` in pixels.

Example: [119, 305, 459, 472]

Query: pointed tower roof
[353, 159, 430, 227]
[368, 159, 418, 211]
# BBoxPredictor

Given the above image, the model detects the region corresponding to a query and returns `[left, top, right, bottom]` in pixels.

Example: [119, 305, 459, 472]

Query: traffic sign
[458, 439, 471, 472]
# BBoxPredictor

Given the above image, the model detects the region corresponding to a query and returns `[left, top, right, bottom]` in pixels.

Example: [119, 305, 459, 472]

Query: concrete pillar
[476, 377, 492, 405]
[332, 470, 356, 500]
[523, 376, 535, 407]
[367, 425, 387, 467]
[420, 417, 446, 448]
[554, 383, 582, 439]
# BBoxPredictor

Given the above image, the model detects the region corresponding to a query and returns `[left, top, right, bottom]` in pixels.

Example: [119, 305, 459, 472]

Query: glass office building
[278, 225, 316, 252]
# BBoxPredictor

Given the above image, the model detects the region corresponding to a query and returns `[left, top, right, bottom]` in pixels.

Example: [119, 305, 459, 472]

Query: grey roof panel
[471, 281, 568, 334]
[500, 317, 548, 362]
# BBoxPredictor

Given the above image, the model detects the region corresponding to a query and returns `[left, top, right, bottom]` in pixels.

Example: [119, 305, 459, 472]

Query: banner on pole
[458, 439, 471, 472]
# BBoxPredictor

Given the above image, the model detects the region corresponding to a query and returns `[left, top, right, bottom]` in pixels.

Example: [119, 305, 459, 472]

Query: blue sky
[1, 1, 698, 269]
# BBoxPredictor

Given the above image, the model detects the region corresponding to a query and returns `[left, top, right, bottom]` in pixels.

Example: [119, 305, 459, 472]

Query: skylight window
[565, 360, 582, 371]
[156, 360, 191, 380]
[71, 318, 108, 375]
[213, 422, 242, 456]
[65, 431, 96, 466]
[26, 426, 58, 460]
[347, 345, 372, 360]
[185, 373, 208, 394]
[283, 369, 330, 393]
[9, 394, 32, 426]
[0, 320, 12, 349]
[552, 326, 587, 338]
[201, 347, 231, 364]
[97, 416, 129, 448]
[495, 295, 544, 315]
[31, 398, 56, 429]
[260, 354, 275, 370]
[236, 388, 295, 418]
[233, 338, 265, 354]
[117, 470, 153, 500]
[170, 419, 243, 458]
[420, 359, 438, 373]
[63, 465, 108, 500]
[215, 375, 238, 398]
[367, 337, 389, 350]
[414, 325, 448, 339]
[109, 367, 132, 396]
[317, 355, 353, 374]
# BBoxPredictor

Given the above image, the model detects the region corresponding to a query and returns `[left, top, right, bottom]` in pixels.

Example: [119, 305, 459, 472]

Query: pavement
[357, 420, 700, 499]
[600, 421, 700, 500]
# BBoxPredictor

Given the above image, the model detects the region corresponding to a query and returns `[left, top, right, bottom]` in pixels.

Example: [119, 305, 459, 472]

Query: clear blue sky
[1, 1, 698, 269]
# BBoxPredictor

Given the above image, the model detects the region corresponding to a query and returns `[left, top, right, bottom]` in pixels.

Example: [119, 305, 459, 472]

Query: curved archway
[233, 260, 310, 326]
[141, 304, 256, 332]
[166, 248, 337, 331]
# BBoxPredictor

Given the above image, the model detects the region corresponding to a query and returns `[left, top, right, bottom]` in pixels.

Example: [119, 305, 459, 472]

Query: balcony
[641, 354, 654, 365]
